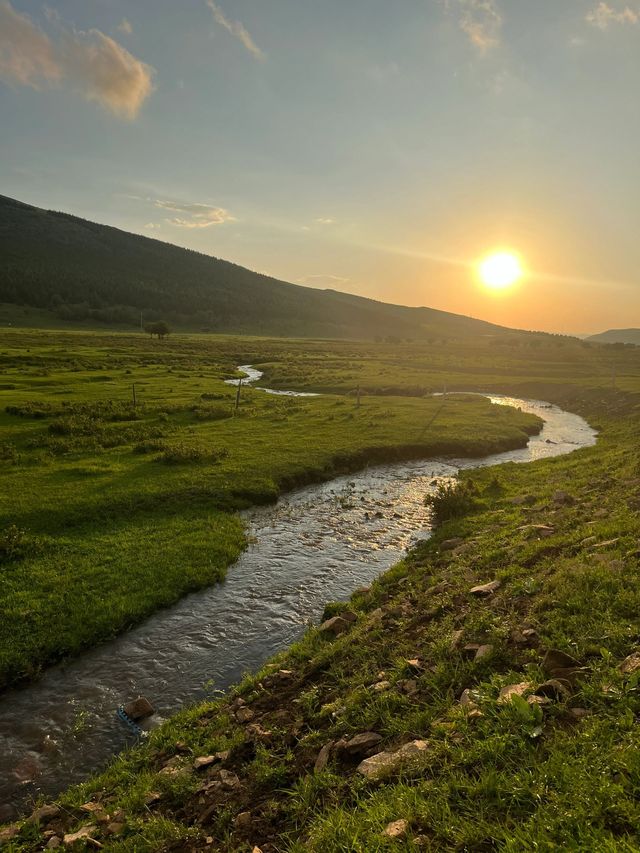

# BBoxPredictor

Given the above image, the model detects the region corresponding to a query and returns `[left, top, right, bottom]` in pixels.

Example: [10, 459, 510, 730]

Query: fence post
[356, 385, 361, 408]
[235, 378, 242, 415]
[132, 383, 137, 408]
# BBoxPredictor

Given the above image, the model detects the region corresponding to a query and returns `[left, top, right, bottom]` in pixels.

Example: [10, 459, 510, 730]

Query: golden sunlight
[478, 251, 523, 292]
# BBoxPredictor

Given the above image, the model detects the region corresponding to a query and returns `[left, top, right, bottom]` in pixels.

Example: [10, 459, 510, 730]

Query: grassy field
[0, 328, 543, 690]
[5, 328, 640, 851]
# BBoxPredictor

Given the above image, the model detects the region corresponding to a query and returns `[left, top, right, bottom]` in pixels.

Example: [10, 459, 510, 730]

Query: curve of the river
[0, 372, 597, 815]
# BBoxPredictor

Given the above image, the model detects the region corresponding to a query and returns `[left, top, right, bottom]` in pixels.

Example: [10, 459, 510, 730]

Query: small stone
[542, 649, 582, 676]
[383, 819, 409, 839]
[122, 696, 155, 721]
[527, 695, 552, 707]
[406, 658, 423, 672]
[398, 679, 418, 695]
[0, 825, 20, 845]
[498, 682, 532, 705]
[522, 628, 538, 639]
[592, 538, 620, 549]
[234, 812, 252, 832]
[252, 848, 263, 853]
[459, 688, 477, 706]
[470, 580, 501, 596]
[194, 755, 217, 770]
[219, 769, 240, 789]
[373, 680, 392, 692]
[340, 610, 358, 623]
[450, 629, 464, 651]
[63, 825, 99, 846]
[144, 791, 161, 806]
[474, 644, 494, 661]
[46, 837, 62, 849]
[105, 823, 125, 836]
[344, 732, 383, 754]
[569, 707, 591, 720]
[318, 615, 350, 636]
[314, 742, 333, 772]
[28, 804, 61, 824]
[357, 740, 428, 780]
[535, 679, 571, 702]
[553, 490, 575, 505]
[620, 652, 640, 674]
[236, 707, 255, 723]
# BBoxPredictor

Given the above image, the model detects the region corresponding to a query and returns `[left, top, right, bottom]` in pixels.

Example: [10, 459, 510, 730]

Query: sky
[1, 0, 639, 335]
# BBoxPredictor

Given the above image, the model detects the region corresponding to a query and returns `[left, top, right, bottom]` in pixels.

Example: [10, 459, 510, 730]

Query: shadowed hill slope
[1, 193, 522, 340]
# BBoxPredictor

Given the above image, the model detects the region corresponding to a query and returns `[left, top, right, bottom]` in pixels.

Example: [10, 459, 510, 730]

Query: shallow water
[0, 377, 596, 812]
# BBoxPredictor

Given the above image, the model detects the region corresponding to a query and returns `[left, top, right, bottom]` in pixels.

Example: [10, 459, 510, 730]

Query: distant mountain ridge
[1, 193, 521, 340]
[587, 329, 640, 345]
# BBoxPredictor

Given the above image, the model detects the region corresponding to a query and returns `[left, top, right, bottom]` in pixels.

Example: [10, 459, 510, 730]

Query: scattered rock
[105, 823, 125, 836]
[318, 616, 350, 636]
[219, 769, 240, 789]
[373, 680, 392, 692]
[340, 610, 358, 623]
[522, 628, 538, 640]
[194, 755, 217, 770]
[0, 825, 20, 845]
[518, 524, 555, 539]
[511, 495, 536, 506]
[28, 804, 61, 824]
[234, 812, 252, 832]
[236, 707, 255, 724]
[542, 649, 582, 677]
[144, 791, 161, 806]
[398, 679, 418, 695]
[344, 732, 383, 754]
[535, 679, 571, 702]
[462, 643, 481, 659]
[450, 629, 464, 651]
[357, 740, 429, 780]
[123, 696, 155, 721]
[63, 825, 99, 846]
[498, 682, 532, 705]
[46, 837, 62, 849]
[553, 490, 575, 505]
[314, 742, 333, 772]
[569, 707, 591, 720]
[459, 688, 478, 707]
[474, 644, 494, 662]
[592, 538, 620, 549]
[470, 580, 501, 596]
[383, 819, 409, 839]
[619, 652, 640, 674]
[405, 658, 423, 672]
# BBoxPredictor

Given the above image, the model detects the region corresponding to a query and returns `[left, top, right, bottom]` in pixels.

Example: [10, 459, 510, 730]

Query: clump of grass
[0, 524, 37, 563]
[425, 478, 479, 525]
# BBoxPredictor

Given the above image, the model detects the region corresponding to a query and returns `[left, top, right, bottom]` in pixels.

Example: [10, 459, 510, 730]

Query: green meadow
[5, 328, 640, 851]
[0, 328, 541, 690]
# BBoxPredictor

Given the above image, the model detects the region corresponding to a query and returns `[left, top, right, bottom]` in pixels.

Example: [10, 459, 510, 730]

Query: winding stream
[0, 372, 596, 814]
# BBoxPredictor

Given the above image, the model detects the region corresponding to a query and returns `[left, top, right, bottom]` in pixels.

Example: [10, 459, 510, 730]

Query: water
[0, 375, 596, 812]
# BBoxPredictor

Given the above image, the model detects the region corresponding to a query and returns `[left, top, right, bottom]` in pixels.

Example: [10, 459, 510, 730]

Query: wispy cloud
[117, 18, 133, 36]
[297, 274, 350, 287]
[315, 217, 336, 225]
[154, 199, 236, 228]
[440, 0, 503, 54]
[586, 2, 639, 28]
[205, 1, 265, 60]
[0, 1, 154, 118]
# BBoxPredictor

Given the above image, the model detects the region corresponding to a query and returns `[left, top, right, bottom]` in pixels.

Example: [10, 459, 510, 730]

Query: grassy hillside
[588, 329, 640, 346]
[1, 194, 526, 340]
[4, 336, 640, 850]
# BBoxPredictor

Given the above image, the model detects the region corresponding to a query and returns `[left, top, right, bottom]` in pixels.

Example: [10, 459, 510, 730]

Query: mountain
[587, 329, 640, 345]
[1, 193, 518, 340]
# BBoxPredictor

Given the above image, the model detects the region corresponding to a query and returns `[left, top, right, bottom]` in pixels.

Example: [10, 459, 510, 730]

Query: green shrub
[425, 478, 479, 525]
[158, 443, 229, 465]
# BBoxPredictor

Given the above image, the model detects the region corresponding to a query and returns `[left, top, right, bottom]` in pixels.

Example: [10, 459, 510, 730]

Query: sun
[478, 251, 523, 291]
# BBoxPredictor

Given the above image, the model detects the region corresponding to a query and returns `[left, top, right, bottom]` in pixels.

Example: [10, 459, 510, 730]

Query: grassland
[0, 328, 543, 690]
[5, 328, 640, 851]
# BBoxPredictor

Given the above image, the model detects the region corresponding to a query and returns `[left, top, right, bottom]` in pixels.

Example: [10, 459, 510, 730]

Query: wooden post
[356, 385, 361, 408]
[235, 378, 242, 414]
[132, 383, 137, 408]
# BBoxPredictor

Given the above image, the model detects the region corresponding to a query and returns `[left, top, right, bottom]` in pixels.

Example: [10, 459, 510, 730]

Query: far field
[0, 329, 545, 690]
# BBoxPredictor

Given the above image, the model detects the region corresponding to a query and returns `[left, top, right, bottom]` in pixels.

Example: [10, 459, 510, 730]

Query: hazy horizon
[1, 0, 639, 334]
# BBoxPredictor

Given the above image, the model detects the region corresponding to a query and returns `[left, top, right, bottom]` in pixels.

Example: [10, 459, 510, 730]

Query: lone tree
[144, 321, 171, 339]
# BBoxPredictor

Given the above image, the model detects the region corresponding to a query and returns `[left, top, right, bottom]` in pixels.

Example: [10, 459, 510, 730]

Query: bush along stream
[0, 388, 597, 840]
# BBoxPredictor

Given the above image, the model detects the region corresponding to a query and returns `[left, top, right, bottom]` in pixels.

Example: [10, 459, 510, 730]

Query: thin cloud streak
[586, 2, 639, 28]
[154, 199, 235, 228]
[205, 1, 265, 60]
[440, 0, 503, 54]
[0, 1, 154, 118]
